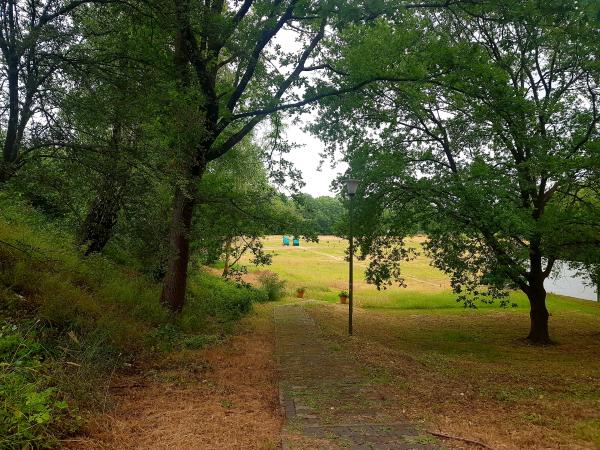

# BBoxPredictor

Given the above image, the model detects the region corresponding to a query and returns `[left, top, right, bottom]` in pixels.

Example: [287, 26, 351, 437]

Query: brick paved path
[275, 303, 439, 450]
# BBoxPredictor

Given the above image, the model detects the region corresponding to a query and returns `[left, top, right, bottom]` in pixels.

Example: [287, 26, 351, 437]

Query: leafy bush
[258, 271, 286, 302]
[182, 271, 262, 332]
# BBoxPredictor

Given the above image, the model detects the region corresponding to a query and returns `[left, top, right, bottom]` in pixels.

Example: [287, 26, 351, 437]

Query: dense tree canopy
[153, 0, 397, 311]
[314, 0, 600, 342]
[291, 193, 344, 235]
[1, 0, 598, 343]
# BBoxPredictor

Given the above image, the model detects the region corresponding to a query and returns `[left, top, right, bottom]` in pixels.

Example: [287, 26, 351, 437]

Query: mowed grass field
[246, 235, 599, 314]
[255, 235, 450, 306]
[244, 236, 600, 449]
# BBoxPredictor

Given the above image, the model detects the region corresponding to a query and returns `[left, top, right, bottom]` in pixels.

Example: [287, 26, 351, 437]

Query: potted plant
[296, 287, 306, 299]
[339, 290, 348, 304]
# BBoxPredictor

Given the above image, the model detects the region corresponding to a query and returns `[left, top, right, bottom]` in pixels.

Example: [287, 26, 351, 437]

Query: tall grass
[257, 271, 287, 302]
[0, 195, 265, 446]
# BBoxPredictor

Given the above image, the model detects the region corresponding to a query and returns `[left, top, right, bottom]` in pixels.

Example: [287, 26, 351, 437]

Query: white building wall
[544, 260, 598, 301]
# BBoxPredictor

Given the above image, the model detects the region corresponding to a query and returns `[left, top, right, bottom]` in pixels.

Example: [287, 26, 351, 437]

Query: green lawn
[245, 235, 600, 316]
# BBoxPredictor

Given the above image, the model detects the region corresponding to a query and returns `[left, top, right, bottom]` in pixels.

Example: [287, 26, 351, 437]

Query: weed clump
[0, 321, 80, 448]
[258, 271, 286, 302]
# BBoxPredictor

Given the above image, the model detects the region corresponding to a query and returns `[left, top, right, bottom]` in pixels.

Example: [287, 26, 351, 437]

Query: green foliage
[0, 322, 79, 449]
[182, 334, 222, 350]
[291, 194, 345, 236]
[1, 0, 598, 446]
[258, 271, 287, 302]
[0, 196, 259, 446]
[147, 324, 183, 352]
[314, 1, 600, 331]
[148, 326, 224, 352]
[194, 142, 309, 277]
[183, 272, 262, 330]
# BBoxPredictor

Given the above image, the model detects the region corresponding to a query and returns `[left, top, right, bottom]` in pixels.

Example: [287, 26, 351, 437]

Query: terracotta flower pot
[339, 295, 348, 304]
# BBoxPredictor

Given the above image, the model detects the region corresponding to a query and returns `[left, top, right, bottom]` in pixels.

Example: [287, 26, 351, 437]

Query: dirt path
[67, 306, 281, 450]
[275, 302, 441, 450]
[65, 302, 450, 449]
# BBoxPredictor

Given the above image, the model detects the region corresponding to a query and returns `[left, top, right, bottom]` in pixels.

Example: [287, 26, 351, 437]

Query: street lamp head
[344, 179, 360, 196]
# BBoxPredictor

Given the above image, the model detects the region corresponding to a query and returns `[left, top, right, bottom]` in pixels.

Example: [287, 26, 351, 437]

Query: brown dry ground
[306, 302, 600, 450]
[60, 285, 600, 449]
[67, 304, 281, 450]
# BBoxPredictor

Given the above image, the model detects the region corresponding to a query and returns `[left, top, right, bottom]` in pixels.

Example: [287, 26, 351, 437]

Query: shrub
[258, 271, 286, 302]
[182, 271, 259, 332]
[0, 322, 78, 449]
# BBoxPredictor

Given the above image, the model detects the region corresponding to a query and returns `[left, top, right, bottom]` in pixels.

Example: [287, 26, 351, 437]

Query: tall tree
[192, 141, 306, 278]
[158, 0, 427, 312]
[314, 1, 600, 343]
[0, 0, 89, 182]
[65, 5, 170, 254]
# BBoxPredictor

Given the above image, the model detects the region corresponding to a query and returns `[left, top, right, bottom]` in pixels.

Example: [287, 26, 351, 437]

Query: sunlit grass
[244, 235, 600, 316]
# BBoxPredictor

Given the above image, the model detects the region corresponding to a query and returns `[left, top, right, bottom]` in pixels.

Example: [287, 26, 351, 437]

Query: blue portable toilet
[292, 237, 300, 246]
[283, 236, 290, 246]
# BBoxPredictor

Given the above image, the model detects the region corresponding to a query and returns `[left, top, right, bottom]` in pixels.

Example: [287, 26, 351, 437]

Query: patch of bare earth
[205, 267, 268, 286]
[67, 306, 281, 449]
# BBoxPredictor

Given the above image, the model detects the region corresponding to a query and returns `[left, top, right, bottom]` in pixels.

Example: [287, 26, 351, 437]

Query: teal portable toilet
[283, 236, 290, 246]
[293, 237, 300, 246]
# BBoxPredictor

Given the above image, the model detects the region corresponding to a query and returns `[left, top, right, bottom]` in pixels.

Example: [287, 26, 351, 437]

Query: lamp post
[344, 179, 359, 336]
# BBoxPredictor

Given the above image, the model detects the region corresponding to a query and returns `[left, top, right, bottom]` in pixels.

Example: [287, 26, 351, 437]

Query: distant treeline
[273, 193, 345, 237]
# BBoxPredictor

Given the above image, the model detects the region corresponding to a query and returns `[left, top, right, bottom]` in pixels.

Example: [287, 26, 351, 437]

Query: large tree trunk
[160, 162, 206, 313]
[159, 19, 215, 312]
[526, 283, 551, 344]
[77, 122, 128, 254]
[1, 58, 20, 183]
[77, 181, 126, 255]
[525, 247, 552, 344]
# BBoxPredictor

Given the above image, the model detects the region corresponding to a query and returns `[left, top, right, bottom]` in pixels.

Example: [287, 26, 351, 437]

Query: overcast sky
[271, 28, 347, 198]
[283, 116, 346, 198]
